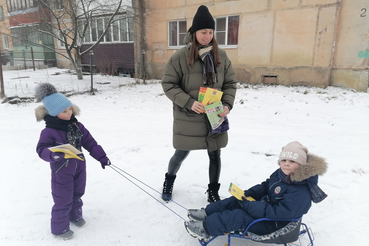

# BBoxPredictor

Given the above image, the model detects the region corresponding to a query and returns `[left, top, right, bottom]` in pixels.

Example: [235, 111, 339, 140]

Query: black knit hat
[190, 5, 215, 34]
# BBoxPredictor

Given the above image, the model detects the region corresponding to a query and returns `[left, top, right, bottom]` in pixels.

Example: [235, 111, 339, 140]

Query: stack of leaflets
[198, 87, 225, 130]
[198, 87, 223, 106]
[49, 144, 84, 161]
[205, 102, 225, 130]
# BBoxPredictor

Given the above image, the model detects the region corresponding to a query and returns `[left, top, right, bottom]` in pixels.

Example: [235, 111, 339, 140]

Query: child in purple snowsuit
[35, 83, 111, 240]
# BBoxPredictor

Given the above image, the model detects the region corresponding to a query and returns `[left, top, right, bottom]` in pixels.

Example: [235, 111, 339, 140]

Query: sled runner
[197, 217, 314, 246]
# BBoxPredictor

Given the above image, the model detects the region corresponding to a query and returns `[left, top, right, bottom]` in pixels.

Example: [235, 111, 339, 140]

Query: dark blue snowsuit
[204, 169, 314, 236]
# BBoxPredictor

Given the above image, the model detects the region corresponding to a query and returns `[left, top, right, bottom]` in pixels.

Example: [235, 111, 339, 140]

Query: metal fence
[1, 49, 56, 70]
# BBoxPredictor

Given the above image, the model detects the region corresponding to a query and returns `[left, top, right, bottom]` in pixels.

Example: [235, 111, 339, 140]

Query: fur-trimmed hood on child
[35, 104, 80, 122]
[289, 153, 327, 182]
[285, 153, 328, 203]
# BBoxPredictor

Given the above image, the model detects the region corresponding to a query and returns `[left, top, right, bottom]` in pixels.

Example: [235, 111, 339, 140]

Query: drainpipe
[328, 3, 341, 87]
[142, 50, 146, 84]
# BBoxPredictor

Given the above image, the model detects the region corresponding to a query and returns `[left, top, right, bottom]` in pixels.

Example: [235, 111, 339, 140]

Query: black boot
[206, 183, 221, 203]
[161, 173, 176, 202]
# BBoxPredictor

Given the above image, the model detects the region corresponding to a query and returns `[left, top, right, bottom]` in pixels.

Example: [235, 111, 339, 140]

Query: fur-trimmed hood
[289, 153, 327, 182]
[35, 104, 80, 122]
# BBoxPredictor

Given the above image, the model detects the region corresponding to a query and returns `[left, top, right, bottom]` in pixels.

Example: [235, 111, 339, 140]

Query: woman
[161, 5, 237, 203]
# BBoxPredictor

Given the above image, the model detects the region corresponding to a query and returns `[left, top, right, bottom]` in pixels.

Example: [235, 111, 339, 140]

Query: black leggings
[167, 149, 221, 184]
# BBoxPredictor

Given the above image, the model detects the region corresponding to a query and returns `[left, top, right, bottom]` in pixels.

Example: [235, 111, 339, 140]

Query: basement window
[262, 75, 278, 84]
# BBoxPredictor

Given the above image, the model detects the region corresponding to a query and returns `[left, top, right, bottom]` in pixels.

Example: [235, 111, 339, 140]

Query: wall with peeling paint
[141, 0, 369, 92]
[0, 0, 12, 52]
[331, 0, 369, 91]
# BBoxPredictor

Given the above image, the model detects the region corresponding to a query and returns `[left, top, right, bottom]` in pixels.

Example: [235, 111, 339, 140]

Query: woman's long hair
[188, 34, 221, 68]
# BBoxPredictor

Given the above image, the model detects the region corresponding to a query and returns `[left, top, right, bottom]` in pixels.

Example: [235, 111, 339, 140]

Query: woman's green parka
[162, 33, 237, 152]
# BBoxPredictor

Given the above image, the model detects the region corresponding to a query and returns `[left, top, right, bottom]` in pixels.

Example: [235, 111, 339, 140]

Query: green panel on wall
[358, 51, 369, 58]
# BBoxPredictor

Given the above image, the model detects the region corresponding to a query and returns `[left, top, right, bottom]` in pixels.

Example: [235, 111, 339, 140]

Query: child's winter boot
[188, 208, 207, 221]
[54, 229, 74, 240]
[71, 218, 86, 227]
[184, 220, 211, 242]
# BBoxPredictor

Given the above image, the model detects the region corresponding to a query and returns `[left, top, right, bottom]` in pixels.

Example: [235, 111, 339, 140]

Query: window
[91, 19, 97, 42]
[119, 16, 134, 42]
[168, 20, 187, 47]
[58, 31, 65, 48]
[55, 0, 64, 10]
[215, 15, 239, 46]
[127, 17, 134, 41]
[112, 18, 119, 41]
[97, 18, 104, 40]
[11, 25, 53, 46]
[84, 21, 91, 43]
[0, 6, 4, 21]
[104, 18, 111, 42]
[10, 27, 24, 46]
[119, 18, 128, 41]
[6, 0, 37, 12]
[80, 15, 134, 43]
[3, 35, 9, 49]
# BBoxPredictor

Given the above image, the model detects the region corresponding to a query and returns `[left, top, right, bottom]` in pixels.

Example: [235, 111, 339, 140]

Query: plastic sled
[197, 217, 314, 246]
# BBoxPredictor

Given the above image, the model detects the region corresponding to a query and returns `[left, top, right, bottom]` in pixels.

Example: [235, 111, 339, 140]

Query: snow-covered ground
[0, 68, 368, 246]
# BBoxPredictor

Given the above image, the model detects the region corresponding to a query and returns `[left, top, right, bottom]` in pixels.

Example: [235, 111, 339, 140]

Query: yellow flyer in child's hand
[49, 144, 84, 161]
[229, 183, 255, 201]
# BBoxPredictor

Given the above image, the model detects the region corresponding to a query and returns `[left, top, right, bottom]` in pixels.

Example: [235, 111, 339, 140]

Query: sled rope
[109, 164, 187, 221]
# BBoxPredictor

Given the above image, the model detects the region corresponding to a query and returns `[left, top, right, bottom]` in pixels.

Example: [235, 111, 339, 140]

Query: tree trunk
[0, 56, 5, 99]
[132, 0, 147, 80]
[73, 49, 83, 80]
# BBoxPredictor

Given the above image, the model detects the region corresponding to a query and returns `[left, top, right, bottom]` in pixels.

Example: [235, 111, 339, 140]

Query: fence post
[90, 50, 94, 95]
[9, 51, 14, 66]
[31, 47, 35, 71]
[23, 50, 27, 69]
[142, 50, 146, 84]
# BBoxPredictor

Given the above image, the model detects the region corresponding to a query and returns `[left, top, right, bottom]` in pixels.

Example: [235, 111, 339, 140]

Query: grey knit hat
[278, 141, 308, 165]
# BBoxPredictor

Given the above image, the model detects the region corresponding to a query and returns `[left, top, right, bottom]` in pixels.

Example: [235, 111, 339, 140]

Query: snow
[0, 67, 368, 246]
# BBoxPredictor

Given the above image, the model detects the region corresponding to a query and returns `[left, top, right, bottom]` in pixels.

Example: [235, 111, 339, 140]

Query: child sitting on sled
[35, 83, 112, 240]
[184, 141, 328, 241]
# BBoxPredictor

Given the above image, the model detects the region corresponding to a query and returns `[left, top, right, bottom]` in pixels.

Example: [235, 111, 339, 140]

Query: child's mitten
[51, 152, 65, 161]
[100, 159, 111, 169]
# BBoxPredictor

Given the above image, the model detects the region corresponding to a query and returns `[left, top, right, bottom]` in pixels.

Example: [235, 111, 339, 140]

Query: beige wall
[332, 0, 369, 92]
[142, 0, 369, 92]
[0, 0, 12, 51]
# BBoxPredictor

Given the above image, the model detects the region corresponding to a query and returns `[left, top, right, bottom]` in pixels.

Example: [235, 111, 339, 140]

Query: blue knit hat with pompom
[35, 83, 72, 117]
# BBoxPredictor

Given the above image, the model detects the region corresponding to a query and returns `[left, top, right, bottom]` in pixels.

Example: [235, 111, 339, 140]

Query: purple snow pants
[50, 159, 86, 235]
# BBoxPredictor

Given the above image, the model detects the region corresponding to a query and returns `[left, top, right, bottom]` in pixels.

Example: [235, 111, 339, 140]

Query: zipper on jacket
[55, 160, 69, 173]
[73, 159, 78, 175]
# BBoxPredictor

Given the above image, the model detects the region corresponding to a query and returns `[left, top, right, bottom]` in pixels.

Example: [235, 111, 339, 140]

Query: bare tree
[0, 54, 5, 99]
[131, 0, 146, 81]
[131, 0, 159, 80]
[8, 0, 132, 79]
